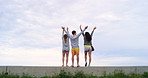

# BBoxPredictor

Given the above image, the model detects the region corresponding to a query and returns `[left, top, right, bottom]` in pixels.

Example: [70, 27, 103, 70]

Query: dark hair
[72, 30, 76, 35]
[85, 32, 92, 42]
[64, 34, 68, 43]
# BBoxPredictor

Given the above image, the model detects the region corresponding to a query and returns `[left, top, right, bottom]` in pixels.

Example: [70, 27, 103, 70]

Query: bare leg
[62, 52, 65, 67]
[77, 55, 80, 67]
[71, 55, 74, 67]
[88, 51, 92, 66]
[66, 52, 69, 67]
[85, 51, 87, 62]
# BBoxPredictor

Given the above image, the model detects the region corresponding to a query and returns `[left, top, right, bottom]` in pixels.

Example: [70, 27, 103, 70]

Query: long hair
[85, 32, 92, 42]
[64, 34, 68, 43]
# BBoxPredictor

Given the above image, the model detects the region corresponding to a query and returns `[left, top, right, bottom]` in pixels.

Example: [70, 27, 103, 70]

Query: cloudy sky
[0, 0, 148, 66]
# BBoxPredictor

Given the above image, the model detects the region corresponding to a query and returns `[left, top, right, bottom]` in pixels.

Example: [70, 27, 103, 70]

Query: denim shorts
[62, 50, 69, 52]
[84, 47, 92, 51]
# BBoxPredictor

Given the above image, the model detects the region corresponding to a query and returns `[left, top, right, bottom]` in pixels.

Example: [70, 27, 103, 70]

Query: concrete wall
[0, 66, 148, 77]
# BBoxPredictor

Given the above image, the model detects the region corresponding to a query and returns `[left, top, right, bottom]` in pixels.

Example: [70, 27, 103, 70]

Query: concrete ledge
[0, 66, 148, 77]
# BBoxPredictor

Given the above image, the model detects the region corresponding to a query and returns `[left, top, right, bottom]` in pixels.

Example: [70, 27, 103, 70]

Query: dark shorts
[62, 50, 69, 52]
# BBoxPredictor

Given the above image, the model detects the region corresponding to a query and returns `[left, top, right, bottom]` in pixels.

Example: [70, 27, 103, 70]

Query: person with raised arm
[61, 27, 70, 67]
[80, 25, 96, 67]
[62, 26, 88, 67]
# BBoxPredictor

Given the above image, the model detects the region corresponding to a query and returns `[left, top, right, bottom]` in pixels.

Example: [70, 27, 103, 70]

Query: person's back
[69, 35, 80, 48]
[83, 33, 92, 46]
[62, 34, 70, 51]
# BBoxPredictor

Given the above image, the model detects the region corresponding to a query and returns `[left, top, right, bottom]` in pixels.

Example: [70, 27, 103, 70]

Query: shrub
[143, 72, 148, 78]
[0, 71, 148, 78]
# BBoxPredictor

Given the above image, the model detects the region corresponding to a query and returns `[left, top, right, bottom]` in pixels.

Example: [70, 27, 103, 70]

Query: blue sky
[0, 0, 148, 66]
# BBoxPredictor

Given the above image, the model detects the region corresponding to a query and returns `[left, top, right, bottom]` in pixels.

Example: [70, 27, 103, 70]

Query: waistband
[72, 48, 79, 50]
[84, 45, 91, 47]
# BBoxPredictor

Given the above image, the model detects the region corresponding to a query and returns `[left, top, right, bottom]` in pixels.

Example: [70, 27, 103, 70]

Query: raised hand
[85, 26, 88, 29]
[94, 27, 96, 30]
[61, 26, 65, 31]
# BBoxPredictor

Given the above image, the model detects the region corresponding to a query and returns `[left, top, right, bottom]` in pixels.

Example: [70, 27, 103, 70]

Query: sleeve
[64, 30, 73, 39]
[80, 29, 85, 37]
[75, 29, 86, 38]
[65, 29, 86, 39]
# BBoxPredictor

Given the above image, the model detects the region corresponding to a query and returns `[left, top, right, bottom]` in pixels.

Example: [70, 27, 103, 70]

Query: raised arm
[91, 27, 96, 36]
[63, 27, 73, 39]
[64, 26, 88, 39]
[80, 25, 85, 36]
[76, 26, 88, 37]
[61, 26, 65, 40]
[66, 27, 69, 32]
[62, 27, 64, 36]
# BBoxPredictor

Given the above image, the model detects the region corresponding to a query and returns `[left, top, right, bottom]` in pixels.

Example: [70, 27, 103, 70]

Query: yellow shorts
[72, 48, 79, 55]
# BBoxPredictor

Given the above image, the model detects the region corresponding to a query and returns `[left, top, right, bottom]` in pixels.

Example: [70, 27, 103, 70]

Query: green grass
[0, 70, 148, 78]
[99, 70, 148, 78]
